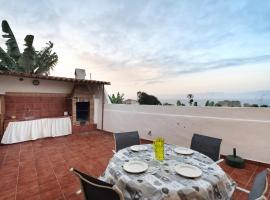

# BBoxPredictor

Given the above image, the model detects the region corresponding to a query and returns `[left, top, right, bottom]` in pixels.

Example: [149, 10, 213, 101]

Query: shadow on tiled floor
[0, 131, 269, 200]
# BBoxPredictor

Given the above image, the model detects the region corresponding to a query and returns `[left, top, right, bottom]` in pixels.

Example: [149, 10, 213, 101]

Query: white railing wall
[101, 104, 270, 164]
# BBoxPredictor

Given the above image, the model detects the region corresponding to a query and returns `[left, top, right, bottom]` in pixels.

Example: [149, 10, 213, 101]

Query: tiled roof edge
[0, 70, 110, 85]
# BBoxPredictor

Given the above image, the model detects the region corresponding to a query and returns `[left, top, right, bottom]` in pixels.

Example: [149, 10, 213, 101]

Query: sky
[0, 0, 270, 99]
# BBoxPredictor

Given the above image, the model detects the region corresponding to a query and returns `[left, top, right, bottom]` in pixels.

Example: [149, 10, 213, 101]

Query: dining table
[101, 144, 235, 200]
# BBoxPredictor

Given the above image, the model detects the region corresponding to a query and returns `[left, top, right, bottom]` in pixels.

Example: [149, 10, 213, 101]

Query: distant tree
[215, 103, 222, 107]
[187, 94, 194, 106]
[163, 102, 173, 106]
[193, 102, 198, 106]
[176, 100, 185, 106]
[209, 101, 215, 106]
[205, 100, 210, 106]
[109, 92, 124, 104]
[244, 103, 267, 108]
[137, 91, 161, 105]
[260, 104, 268, 108]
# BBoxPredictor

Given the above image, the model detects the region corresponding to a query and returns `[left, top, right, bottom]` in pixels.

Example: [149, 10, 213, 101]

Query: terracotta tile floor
[0, 130, 269, 200]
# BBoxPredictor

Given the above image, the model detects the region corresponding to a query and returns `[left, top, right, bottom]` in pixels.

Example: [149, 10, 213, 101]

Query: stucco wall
[0, 75, 74, 94]
[102, 104, 270, 163]
[94, 86, 106, 129]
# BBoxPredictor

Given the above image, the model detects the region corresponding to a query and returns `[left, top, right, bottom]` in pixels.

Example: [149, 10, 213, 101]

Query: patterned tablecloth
[101, 144, 235, 200]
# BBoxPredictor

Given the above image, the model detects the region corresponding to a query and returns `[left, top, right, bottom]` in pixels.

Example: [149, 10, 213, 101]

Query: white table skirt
[1, 117, 72, 144]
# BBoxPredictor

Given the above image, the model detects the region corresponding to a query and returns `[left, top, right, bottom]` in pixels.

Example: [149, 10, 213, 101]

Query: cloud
[171, 54, 270, 75]
[144, 80, 164, 85]
[1, 0, 270, 94]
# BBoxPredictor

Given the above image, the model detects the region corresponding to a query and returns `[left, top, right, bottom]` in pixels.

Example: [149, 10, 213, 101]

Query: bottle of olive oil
[153, 137, 164, 161]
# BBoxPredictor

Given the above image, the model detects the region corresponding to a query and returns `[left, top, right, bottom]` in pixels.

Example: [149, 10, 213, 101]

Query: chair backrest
[190, 133, 222, 161]
[114, 131, 140, 152]
[70, 168, 123, 200]
[248, 169, 269, 200]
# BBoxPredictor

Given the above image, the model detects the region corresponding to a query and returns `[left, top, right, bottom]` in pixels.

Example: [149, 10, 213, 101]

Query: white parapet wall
[102, 104, 270, 164]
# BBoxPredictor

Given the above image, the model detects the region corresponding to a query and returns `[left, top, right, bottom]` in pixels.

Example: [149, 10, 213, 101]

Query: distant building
[124, 99, 138, 105]
[216, 100, 241, 107]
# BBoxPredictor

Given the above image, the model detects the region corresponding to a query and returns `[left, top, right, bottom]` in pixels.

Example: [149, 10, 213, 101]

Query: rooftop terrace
[0, 131, 269, 200]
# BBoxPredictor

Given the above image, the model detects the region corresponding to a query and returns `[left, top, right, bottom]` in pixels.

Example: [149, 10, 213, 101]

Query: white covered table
[1, 117, 72, 144]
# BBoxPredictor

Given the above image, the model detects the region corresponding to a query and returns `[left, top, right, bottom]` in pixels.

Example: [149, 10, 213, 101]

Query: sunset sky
[0, 0, 270, 99]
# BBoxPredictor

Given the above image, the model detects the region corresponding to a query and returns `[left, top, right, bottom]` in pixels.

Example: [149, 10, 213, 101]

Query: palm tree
[187, 94, 194, 106]
[109, 92, 125, 104]
[0, 20, 58, 75]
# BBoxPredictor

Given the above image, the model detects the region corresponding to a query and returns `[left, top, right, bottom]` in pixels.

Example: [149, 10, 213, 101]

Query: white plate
[174, 147, 194, 155]
[123, 161, 148, 173]
[174, 164, 202, 178]
[130, 145, 148, 152]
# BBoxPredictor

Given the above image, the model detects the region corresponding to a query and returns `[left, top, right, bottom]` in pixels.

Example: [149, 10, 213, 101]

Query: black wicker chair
[70, 168, 124, 200]
[236, 169, 269, 200]
[190, 133, 222, 162]
[113, 131, 140, 152]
